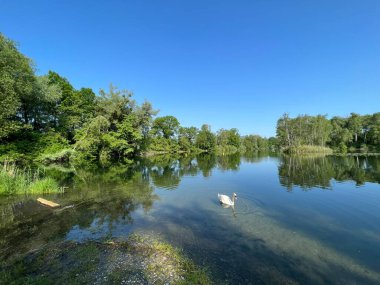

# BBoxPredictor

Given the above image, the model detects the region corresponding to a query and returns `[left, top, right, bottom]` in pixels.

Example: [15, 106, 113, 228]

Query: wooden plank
[37, 198, 60, 208]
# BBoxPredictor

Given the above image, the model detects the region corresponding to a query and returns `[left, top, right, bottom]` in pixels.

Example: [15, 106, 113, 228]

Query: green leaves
[151, 116, 180, 139]
[0, 33, 34, 139]
[277, 113, 380, 153]
[276, 114, 332, 148]
[196, 124, 216, 152]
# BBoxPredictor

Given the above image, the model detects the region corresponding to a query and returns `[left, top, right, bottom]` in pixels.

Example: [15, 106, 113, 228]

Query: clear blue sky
[1, 0, 379, 137]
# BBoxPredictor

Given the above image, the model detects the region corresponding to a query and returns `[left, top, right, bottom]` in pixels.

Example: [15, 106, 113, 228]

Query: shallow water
[1, 154, 380, 284]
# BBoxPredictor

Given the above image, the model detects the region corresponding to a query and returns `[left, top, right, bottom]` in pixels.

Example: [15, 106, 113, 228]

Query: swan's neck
[231, 194, 235, 205]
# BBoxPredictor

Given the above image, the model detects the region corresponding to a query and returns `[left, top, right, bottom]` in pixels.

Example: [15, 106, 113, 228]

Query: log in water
[37, 198, 60, 208]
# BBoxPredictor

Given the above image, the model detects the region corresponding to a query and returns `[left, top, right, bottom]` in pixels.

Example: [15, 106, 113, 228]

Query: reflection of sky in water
[3, 155, 380, 284]
[146, 158, 380, 284]
[63, 157, 380, 284]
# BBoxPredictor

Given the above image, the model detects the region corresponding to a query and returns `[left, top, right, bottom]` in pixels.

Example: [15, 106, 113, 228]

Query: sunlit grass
[287, 145, 333, 154]
[0, 163, 61, 195]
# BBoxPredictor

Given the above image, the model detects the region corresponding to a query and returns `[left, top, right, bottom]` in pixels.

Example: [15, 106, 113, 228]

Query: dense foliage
[0, 33, 272, 164]
[276, 113, 380, 153]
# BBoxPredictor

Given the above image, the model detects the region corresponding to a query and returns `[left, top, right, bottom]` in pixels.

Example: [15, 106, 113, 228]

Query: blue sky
[1, 0, 379, 137]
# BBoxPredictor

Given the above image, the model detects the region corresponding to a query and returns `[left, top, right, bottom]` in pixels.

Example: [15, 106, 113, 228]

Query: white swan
[218, 193, 237, 206]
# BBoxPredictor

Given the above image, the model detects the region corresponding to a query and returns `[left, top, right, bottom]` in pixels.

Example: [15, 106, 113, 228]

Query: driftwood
[37, 198, 60, 208]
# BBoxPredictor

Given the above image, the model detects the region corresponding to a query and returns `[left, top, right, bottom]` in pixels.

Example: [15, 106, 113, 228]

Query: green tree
[31, 75, 62, 130]
[46, 71, 96, 140]
[226, 128, 240, 148]
[242, 135, 269, 152]
[347, 113, 363, 145]
[96, 83, 135, 128]
[196, 124, 216, 152]
[74, 115, 111, 160]
[314, 115, 332, 147]
[0, 33, 36, 138]
[330, 116, 351, 151]
[135, 101, 158, 149]
[74, 85, 153, 161]
[276, 113, 292, 148]
[151, 116, 180, 139]
[368, 113, 380, 147]
[178, 126, 198, 152]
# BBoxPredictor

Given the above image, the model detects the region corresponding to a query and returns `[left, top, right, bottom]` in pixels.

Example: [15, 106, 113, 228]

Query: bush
[37, 149, 75, 164]
[0, 131, 69, 163]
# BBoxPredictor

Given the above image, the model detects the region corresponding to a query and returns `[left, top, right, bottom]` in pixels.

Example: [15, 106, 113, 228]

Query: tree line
[276, 113, 380, 153]
[0, 33, 272, 164]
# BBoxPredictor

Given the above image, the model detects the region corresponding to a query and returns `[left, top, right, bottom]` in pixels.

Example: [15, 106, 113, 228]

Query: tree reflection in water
[2, 154, 380, 263]
[279, 155, 380, 191]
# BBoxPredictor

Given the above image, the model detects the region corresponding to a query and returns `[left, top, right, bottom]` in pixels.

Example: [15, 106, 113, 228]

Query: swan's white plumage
[218, 193, 237, 206]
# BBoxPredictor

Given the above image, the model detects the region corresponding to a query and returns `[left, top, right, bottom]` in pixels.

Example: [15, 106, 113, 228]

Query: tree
[368, 113, 380, 146]
[178, 126, 198, 152]
[151, 116, 180, 139]
[31, 75, 62, 131]
[215, 128, 241, 154]
[46, 71, 96, 140]
[226, 128, 240, 148]
[74, 86, 152, 161]
[96, 83, 135, 128]
[314, 115, 332, 147]
[347, 113, 363, 145]
[196, 124, 216, 152]
[0, 33, 36, 139]
[74, 115, 111, 160]
[276, 113, 291, 148]
[276, 114, 332, 149]
[135, 101, 158, 146]
[242, 135, 270, 152]
[330, 116, 351, 151]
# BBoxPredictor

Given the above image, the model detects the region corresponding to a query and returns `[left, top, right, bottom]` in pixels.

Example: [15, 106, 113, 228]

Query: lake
[1, 153, 380, 284]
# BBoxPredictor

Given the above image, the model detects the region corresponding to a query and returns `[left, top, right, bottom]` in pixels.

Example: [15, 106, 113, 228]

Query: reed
[286, 145, 333, 155]
[0, 163, 61, 195]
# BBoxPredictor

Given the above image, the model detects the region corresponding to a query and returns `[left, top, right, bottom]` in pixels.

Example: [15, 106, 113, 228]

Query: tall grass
[0, 163, 61, 195]
[286, 145, 333, 155]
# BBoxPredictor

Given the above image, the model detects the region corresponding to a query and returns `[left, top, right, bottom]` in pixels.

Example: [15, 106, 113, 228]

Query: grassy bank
[0, 163, 61, 195]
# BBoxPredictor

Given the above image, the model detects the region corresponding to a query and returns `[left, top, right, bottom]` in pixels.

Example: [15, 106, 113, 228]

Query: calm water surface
[1, 154, 380, 284]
